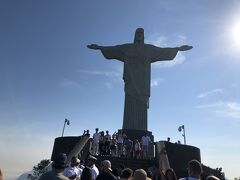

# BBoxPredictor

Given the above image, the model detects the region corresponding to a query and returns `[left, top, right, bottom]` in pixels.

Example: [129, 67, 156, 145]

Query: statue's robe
[100, 43, 179, 131]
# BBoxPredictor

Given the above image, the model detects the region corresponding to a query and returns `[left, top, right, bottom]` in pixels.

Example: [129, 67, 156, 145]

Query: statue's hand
[178, 45, 193, 51]
[87, 44, 101, 50]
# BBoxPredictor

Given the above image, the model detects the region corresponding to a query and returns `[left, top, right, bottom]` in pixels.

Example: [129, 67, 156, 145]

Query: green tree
[27, 159, 51, 180]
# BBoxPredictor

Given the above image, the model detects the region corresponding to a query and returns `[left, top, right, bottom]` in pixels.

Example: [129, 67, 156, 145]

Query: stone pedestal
[118, 129, 154, 158]
[155, 141, 201, 178]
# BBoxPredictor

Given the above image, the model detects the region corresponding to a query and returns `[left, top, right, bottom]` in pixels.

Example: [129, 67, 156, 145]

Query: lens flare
[232, 22, 240, 45]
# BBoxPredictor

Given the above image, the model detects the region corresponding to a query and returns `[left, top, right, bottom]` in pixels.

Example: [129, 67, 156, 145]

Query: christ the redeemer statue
[87, 28, 192, 131]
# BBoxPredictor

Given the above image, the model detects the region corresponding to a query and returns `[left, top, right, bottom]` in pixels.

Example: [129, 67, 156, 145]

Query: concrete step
[96, 156, 154, 171]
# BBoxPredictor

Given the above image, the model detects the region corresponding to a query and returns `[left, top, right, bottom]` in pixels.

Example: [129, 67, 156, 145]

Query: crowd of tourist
[91, 128, 153, 159]
[40, 153, 221, 180]
[0, 128, 222, 180]
[0, 130, 224, 180]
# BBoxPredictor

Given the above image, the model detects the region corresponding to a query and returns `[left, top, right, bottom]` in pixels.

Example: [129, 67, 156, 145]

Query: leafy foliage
[27, 159, 51, 180]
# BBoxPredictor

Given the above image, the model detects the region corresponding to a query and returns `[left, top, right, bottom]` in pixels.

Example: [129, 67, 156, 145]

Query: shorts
[142, 145, 148, 152]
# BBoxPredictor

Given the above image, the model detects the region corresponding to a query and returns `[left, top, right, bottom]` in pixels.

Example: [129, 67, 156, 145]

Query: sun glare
[232, 22, 240, 45]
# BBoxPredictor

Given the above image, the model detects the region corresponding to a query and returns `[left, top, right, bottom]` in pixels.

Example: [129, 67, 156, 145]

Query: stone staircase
[95, 156, 155, 171]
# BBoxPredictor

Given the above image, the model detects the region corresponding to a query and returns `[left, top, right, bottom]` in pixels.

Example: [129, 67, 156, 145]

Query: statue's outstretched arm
[177, 45, 193, 51]
[87, 44, 125, 61]
[87, 44, 102, 50]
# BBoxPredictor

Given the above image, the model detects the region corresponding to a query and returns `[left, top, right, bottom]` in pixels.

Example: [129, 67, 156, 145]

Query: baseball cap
[101, 160, 112, 171]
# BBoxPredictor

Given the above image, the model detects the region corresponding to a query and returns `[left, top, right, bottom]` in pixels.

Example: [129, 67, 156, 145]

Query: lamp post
[178, 125, 186, 145]
[62, 118, 70, 137]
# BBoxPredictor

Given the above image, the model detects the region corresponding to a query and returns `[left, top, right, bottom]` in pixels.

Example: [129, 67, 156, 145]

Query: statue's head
[134, 28, 144, 44]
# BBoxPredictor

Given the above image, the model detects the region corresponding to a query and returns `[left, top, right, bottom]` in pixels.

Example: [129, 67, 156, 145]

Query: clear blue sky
[1, 1, 240, 179]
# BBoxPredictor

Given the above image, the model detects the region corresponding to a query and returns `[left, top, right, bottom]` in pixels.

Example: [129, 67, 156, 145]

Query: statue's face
[135, 30, 144, 42]
[134, 28, 144, 43]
